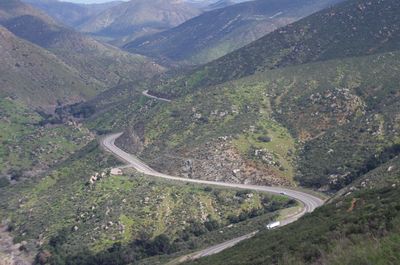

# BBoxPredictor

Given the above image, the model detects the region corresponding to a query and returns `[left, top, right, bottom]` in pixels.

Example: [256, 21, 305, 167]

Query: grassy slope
[77, 0, 201, 44]
[150, 0, 400, 97]
[0, 0, 164, 90]
[0, 26, 102, 107]
[0, 141, 292, 264]
[137, 79, 296, 185]
[0, 98, 93, 177]
[108, 50, 399, 190]
[125, 0, 345, 64]
[187, 156, 400, 265]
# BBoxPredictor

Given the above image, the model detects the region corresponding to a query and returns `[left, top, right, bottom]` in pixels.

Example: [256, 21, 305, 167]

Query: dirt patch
[347, 198, 359, 212]
[146, 139, 292, 186]
[0, 223, 33, 265]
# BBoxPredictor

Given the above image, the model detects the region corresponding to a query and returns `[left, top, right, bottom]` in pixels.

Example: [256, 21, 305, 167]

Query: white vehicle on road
[266, 221, 281, 230]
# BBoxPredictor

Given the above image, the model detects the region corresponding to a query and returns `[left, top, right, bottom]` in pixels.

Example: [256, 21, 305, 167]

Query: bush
[257, 136, 271, 143]
[228, 214, 240, 224]
[0, 177, 10, 188]
[203, 186, 213, 192]
[204, 218, 220, 231]
[145, 234, 175, 256]
[9, 169, 23, 181]
[187, 221, 208, 237]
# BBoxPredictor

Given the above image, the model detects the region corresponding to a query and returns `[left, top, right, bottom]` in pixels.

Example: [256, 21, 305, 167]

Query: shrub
[257, 136, 272, 142]
[0, 177, 10, 188]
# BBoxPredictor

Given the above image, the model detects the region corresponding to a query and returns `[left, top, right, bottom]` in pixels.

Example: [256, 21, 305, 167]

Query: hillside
[67, 0, 400, 199]
[22, 0, 121, 28]
[0, 25, 101, 108]
[0, 0, 164, 88]
[102, 50, 397, 192]
[0, 141, 292, 265]
[49, 46, 400, 264]
[125, 0, 344, 64]
[0, 0, 55, 23]
[188, 155, 400, 265]
[0, 96, 94, 179]
[150, 0, 400, 97]
[1, 0, 399, 264]
[204, 0, 236, 11]
[78, 0, 202, 46]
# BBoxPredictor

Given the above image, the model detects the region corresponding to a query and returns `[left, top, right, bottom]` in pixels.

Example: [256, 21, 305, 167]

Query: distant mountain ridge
[77, 0, 202, 46]
[22, 0, 122, 28]
[0, 0, 164, 89]
[125, 0, 345, 64]
[151, 0, 400, 96]
[0, 25, 101, 107]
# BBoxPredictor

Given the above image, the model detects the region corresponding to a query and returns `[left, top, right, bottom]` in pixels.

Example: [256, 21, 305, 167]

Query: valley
[0, 0, 399, 264]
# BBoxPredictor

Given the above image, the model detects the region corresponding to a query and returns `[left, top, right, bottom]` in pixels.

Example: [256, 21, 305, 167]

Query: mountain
[22, 0, 122, 28]
[82, 1, 400, 261]
[119, 0, 398, 189]
[147, 0, 400, 97]
[1, 0, 400, 263]
[188, 154, 400, 265]
[78, 0, 202, 46]
[96, 50, 395, 191]
[0, 25, 101, 108]
[0, 0, 164, 88]
[0, 139, 291, 265]
[204, 0, 236, 10]
[124, 0, 344, 65]
[185, 0, 252, 11]
[0, 0, 56, 23]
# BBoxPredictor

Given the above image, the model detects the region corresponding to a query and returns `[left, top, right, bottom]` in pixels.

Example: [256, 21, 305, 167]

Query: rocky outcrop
[146, 138, 292, 187]
[115, 123, 145, 154]
[0, 223, 32, 265]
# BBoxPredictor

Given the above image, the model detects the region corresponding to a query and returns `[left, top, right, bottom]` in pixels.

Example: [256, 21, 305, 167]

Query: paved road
[101, 133, 325, 261]
[142, 90, 172, 102]
[189, 231, 258, 260]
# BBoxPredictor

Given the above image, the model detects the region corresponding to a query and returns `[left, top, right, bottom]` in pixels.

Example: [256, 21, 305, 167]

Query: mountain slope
[204, 0, 236, 11]
[188, 155, 400, 265]
[22, 0, 122, 28]
[0, 25, 101, 107]
[78, 0, 202, 45]
[150, 0, 400, 97]
[125, 0, 344, 64]
[0, 0, 55, 23]
[0, 0, 164, 88]
[0, 139, 290, 265]
[100, 50, 396, 191]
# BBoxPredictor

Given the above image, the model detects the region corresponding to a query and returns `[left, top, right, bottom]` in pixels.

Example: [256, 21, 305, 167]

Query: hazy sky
[61, 0, 127, 3]
[61, 0, 214, 3]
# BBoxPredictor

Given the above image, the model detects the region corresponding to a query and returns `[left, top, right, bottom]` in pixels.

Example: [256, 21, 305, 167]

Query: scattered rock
[111, 168, 123, 175]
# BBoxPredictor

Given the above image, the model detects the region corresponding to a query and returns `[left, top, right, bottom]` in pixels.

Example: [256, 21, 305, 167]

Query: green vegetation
[112, 50, 400, 190]
[2, 0, 400, 264]
[118, 79, 296, 185]
[188, 157, 400, 265]
[125, 0, 344, 65]
[0, 141, 292, 264]
[0, 25, 103, 107]
[233, 119, 296, 181]
[0, 98, 92, 177]
[150, 0, 400, 97]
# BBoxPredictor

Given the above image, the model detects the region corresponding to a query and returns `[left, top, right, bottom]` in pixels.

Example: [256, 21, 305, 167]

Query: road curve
[142, 90, 172, 102]
[101, 133, 325, 260]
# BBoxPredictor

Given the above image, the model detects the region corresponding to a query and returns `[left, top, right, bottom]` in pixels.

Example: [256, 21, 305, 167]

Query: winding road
[142, 90, 172, 102]
[104, 89, 325, 262]
[101, 133, 325, 261]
